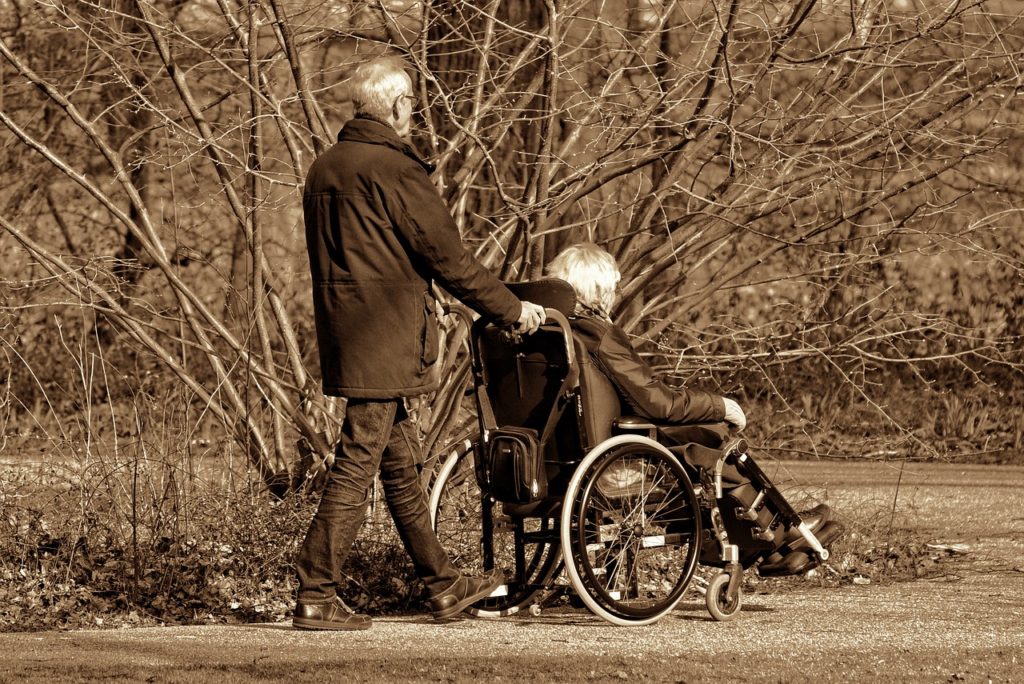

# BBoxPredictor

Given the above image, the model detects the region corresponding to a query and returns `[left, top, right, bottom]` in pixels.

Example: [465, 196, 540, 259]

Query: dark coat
[303, 117, 521, 398]
[570, 314, 726, 424]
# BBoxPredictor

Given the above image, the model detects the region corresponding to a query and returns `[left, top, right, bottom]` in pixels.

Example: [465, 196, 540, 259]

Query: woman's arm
[580, 318, 726, 424]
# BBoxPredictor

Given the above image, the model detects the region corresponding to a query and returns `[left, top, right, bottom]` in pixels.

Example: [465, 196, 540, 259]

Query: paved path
[1, 461, 1022, 682]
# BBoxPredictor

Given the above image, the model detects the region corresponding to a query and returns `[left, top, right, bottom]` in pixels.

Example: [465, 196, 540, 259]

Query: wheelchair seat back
[473, 280, 577, 446]
[471, 280, 628, 500]
[474, 323, 572, 438]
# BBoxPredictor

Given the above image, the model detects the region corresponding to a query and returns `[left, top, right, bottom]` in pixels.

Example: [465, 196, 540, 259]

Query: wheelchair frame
[429, 288, 828, 626]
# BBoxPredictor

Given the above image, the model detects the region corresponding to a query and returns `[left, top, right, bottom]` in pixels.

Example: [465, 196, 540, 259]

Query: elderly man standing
[295, 57, 545, 630]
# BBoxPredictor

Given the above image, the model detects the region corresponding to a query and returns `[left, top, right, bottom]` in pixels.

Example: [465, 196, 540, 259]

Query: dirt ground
[1, 460, 1021, 683]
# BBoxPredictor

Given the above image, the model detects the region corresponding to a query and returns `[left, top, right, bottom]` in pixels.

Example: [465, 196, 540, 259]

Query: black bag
[476, 427, 548, 504]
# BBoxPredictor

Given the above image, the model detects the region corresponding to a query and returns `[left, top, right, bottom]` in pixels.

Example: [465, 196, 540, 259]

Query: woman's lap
[657, 422, 746, 485]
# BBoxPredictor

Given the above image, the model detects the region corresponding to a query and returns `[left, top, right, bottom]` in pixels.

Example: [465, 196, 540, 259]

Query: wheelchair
[428, 280, 830, 626]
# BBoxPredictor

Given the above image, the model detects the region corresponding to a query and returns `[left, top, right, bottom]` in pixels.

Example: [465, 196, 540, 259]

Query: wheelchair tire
[560, 436, 701, 626]
[429, 437, 561, 617]
[705, 571, 742, 621]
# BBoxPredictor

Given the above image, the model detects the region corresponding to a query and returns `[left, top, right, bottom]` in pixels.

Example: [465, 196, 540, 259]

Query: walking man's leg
[293, 398, 397, 630]
[380, 404, 502, 619]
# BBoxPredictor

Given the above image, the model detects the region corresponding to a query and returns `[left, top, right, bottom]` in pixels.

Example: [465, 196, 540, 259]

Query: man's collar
[337, 116, 436, 174]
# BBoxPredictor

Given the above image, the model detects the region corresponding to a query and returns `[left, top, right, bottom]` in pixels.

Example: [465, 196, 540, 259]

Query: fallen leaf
[926, 543, 969, 554]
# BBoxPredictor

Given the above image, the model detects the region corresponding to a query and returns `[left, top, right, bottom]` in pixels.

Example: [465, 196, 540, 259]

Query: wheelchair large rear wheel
[561, 436, 701, 626]
[429, 437, 561, 616]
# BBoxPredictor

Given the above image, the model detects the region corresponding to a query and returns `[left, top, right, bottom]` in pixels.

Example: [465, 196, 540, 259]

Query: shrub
[0, 439, 425, 631]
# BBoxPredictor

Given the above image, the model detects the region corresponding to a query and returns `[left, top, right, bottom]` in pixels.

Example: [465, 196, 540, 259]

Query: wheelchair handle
[441, 302, 475, 330]
[541, 307, 576, 369]
[441, 302, 565, 334]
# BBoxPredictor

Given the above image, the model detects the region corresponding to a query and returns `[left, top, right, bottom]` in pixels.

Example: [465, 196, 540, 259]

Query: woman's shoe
[782, 503, 831, 546]
[786, 520, 845, 554]
[758, 550, 814, 577]
[759, 519, 846, 577]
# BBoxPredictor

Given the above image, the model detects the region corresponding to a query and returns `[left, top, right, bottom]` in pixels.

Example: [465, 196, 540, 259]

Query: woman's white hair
[349, 57, 411, 121]
[546, 243, 621, 317]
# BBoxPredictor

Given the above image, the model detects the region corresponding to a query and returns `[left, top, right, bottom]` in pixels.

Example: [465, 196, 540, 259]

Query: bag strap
[470, 321, 499, 437]
[535, 363, 578, 446]
[476, 376, 499, 435]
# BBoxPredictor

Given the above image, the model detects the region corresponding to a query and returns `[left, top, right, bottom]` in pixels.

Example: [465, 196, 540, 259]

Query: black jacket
[570, 315, 725, 424]
[304, 117, 521, 398]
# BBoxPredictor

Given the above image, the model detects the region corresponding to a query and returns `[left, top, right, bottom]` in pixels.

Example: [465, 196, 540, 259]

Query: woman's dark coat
[304, 117, 521, 398]
[570, 315, 726, 424]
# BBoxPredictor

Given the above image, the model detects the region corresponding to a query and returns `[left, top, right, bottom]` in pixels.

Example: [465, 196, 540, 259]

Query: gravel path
[1, 461, 1021, 683]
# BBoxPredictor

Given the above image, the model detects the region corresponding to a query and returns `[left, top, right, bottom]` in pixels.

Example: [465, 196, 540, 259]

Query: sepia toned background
[0, 0, 1021, 629]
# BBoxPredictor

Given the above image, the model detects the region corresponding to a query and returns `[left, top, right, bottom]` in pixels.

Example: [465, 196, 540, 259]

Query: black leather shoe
[762, 517, 845, 572]
[293, 596, 372, 631]
[782, 503, 831, 545]
[429, 569, 503, 620]
[759, 549, 815, 577]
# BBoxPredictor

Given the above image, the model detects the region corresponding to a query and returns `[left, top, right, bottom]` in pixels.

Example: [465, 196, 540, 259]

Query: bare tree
[1, 0, 1021, 499]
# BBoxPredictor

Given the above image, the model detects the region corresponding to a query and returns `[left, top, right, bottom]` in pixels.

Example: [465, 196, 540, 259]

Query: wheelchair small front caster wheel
[706, 572, 742, 621]
[528, 603, 542, 617]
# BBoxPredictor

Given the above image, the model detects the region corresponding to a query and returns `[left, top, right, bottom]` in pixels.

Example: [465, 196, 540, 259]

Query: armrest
[614, 416, 657, 429]
[613, 416, 658, 433]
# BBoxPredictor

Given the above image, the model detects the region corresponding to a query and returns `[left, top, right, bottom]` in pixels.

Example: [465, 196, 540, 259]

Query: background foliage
[1, 0, 1021, 629]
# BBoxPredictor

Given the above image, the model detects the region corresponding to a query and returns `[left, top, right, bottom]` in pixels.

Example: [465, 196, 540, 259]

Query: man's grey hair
[349, 57, 412, 121]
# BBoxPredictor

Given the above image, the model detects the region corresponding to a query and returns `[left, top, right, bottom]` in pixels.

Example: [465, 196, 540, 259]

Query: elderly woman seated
[546, 243, 843, 576]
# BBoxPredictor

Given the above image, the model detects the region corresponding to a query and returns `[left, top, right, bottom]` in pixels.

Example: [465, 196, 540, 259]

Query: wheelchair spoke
[566, 443, 702, 621]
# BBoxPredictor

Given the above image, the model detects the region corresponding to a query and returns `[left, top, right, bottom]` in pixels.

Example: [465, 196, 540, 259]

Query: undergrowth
[0, 458, 422, 632]
[741, 381, 1023, 465]
[1, 450, 961, 633]
[0, 381, 1015, 632]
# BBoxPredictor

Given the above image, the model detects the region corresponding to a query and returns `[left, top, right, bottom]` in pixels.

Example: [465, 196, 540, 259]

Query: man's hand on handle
[515, 301, 546, 335]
